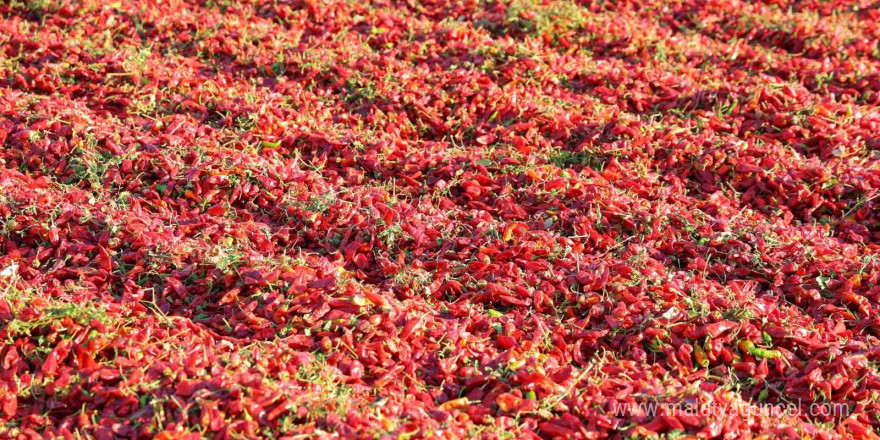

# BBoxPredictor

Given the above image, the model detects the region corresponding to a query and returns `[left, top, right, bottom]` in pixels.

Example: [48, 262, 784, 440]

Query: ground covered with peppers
[1, 0, 880, 438]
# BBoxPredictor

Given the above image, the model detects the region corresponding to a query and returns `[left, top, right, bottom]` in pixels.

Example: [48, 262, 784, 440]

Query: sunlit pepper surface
[1, 0, 879, 439]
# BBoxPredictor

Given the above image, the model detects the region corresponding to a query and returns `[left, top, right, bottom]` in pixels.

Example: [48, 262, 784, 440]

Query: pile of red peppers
[1, 0, 879, 438]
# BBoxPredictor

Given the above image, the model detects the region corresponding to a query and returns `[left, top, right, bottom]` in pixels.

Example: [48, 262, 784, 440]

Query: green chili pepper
[762, 331, 773, 346]
[739, 340, 783, 359]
